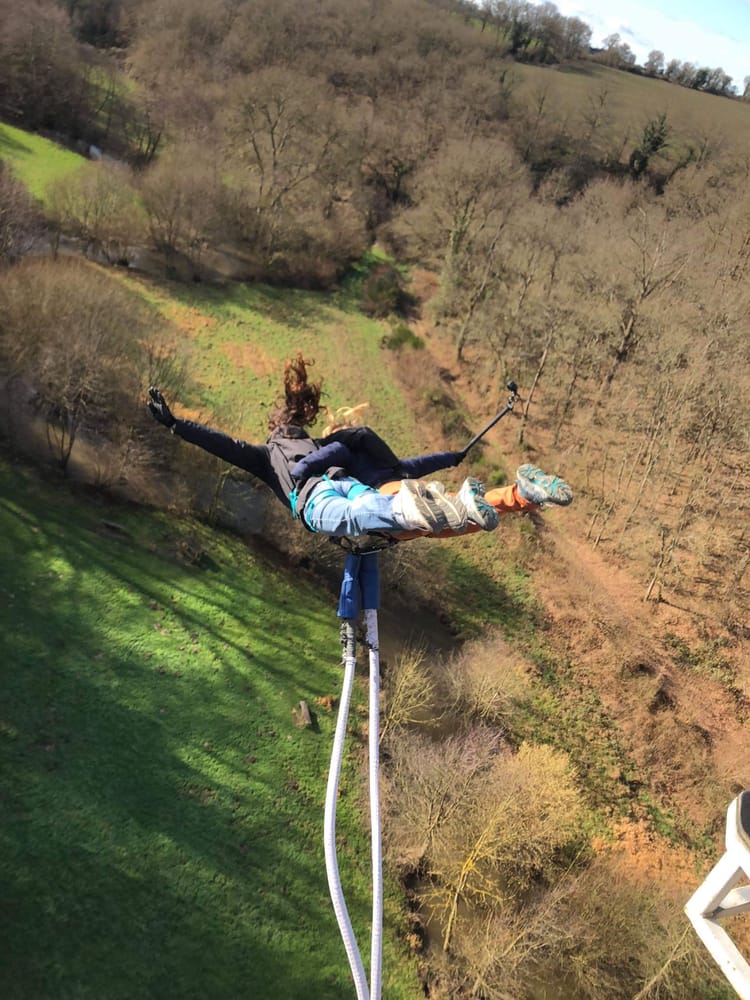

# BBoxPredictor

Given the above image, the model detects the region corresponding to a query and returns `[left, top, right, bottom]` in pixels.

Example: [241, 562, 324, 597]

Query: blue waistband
[346, 482, 373, 500]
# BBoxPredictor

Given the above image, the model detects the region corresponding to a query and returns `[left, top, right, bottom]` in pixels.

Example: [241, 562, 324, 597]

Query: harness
[329, 533, 399, 555]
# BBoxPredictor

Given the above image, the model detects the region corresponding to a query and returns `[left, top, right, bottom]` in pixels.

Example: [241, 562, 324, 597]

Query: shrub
[422, 388, 471, 441]
[48, 161, 144, 264]
[360, 262, 408, 317]
[381, 321, 424, 351]
[442, 633, 533, 728]
[384, 725, 505, 868]
[381, 646, 438, 745]
[427, 741, 584, 950]
[0, 163, 42, 265]
[445, 854, 723, 1000]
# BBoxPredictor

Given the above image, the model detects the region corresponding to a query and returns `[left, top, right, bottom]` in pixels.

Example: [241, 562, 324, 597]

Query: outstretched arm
[291, 440, 354, 480]
[319, 426, 462, 483]
[147, 387, 272, 480]
[398, 450, 463, 480]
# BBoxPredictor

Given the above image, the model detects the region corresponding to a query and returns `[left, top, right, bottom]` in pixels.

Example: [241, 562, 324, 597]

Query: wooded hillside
[1, 1, 749, 998]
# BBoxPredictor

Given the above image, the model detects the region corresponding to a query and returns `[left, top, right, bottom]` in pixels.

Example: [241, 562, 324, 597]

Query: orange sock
[484, 483, 537, 514]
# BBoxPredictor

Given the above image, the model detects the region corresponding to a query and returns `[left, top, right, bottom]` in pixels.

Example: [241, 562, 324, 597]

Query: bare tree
[139, 143, 225, 267]
[0, 0, 86, 131]
[48, 161, 143, 264]
[0, 163, 41, 265]
[427, 741, 582, 951]
[0, 258, 153, 471]
[223, 67, 351, 256]
[645, 50, 665, 76]
[385, 726, 504, 867]
[380, 646, 438, 744]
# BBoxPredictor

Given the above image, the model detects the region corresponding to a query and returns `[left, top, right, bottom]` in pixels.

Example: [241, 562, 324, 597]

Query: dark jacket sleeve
[291, 441, 354, 480]
[397, 451, 462, 479]
[172, 419, 274, 485]
[321, 427, 401, 468]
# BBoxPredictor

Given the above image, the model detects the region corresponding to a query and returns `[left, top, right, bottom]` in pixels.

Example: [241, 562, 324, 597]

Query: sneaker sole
[456, 478, 499, 530]
[425, 482, 468, 531]
[464, 498, 499, 530]
[400, 480, 449, 532]
[516, 465, 573, 506]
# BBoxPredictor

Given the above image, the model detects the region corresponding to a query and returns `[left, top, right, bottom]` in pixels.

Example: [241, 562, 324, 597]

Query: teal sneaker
[516, 465, 573, 507]
[455, 477, 499, 531]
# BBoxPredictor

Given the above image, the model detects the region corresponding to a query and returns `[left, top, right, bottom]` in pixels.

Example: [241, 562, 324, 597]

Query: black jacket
[292, 426, 460, 487]
[172, 419, 339, 513]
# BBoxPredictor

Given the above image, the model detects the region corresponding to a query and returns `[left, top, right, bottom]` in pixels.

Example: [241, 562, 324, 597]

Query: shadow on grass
[555, 62, 597, 76]
[419, 533, 542, 641]
[0, 128, 32, 158]
[145, 271, 354, 337]
[0, 460, 374, 999]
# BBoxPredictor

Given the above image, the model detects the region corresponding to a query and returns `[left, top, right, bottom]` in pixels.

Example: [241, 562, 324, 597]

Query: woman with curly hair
[147, 354, 463, 538]
[148, 353, 571, 542]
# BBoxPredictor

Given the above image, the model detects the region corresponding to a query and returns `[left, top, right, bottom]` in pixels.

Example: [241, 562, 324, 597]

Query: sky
[551, 0, 750, 91]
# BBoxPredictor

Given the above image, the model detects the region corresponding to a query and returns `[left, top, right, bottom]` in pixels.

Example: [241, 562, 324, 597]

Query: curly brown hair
[267, 352, 323, 431]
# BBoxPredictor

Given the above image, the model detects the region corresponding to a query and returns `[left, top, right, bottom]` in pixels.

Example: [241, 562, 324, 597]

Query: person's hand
[147, 387, 175, 428]
[451, 449, 466, 465]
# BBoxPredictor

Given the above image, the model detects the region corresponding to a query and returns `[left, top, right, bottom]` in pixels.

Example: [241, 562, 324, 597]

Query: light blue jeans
[303, 477, 403, 537]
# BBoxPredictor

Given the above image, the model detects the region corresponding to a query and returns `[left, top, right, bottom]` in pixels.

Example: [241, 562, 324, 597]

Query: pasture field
[136, 274, 426, 458]
[512, 60, 750, 162]
[0, 457, 422, 999]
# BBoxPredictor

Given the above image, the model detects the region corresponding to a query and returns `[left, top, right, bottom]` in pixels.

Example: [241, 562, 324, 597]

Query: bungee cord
[324, 617, 370, 1000]
[324, 553, 383, 1000]
[321, 383, 522, 996]
[365, 607, 383, 1000]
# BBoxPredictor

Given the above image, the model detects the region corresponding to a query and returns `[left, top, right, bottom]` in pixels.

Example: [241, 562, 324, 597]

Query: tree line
[2, 0, 726, 290]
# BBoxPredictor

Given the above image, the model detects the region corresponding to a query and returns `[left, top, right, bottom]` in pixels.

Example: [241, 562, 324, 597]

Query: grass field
[137, 274, 426, 458]
[0, 457, 422, 999]
[0, 122, 86, 201]
[511, 60, 750, 162]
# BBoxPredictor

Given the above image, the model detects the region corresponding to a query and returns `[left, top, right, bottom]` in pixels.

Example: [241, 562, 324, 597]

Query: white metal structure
[685, 791, 750, 999]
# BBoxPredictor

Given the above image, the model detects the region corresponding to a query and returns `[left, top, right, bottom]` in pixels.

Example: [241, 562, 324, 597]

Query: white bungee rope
[324, 618, 370, 1000]
[365, 607, 383, 1000]
[324, 553, 384, 999]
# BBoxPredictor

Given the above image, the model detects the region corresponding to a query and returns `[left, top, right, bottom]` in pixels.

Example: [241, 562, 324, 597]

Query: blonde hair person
[321, 403, 370, 436]
[148, 353, 573, 544]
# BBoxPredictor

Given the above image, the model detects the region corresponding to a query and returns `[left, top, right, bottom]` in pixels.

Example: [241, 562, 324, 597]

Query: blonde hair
[321, 402, 370, 436]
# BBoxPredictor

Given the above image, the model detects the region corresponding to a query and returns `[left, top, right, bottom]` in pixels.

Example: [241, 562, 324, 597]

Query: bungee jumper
[146, 353, 573, 545]
[146, 352, 573, 1000]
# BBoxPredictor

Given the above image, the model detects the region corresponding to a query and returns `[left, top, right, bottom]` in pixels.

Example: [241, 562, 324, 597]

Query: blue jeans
[303, 477, 402, 537]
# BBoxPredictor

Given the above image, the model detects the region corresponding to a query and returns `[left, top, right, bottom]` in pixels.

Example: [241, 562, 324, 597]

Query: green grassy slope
[0, 122, 86, 201]
[140, 276, 424, 456]
[0, 458, 421, 999]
